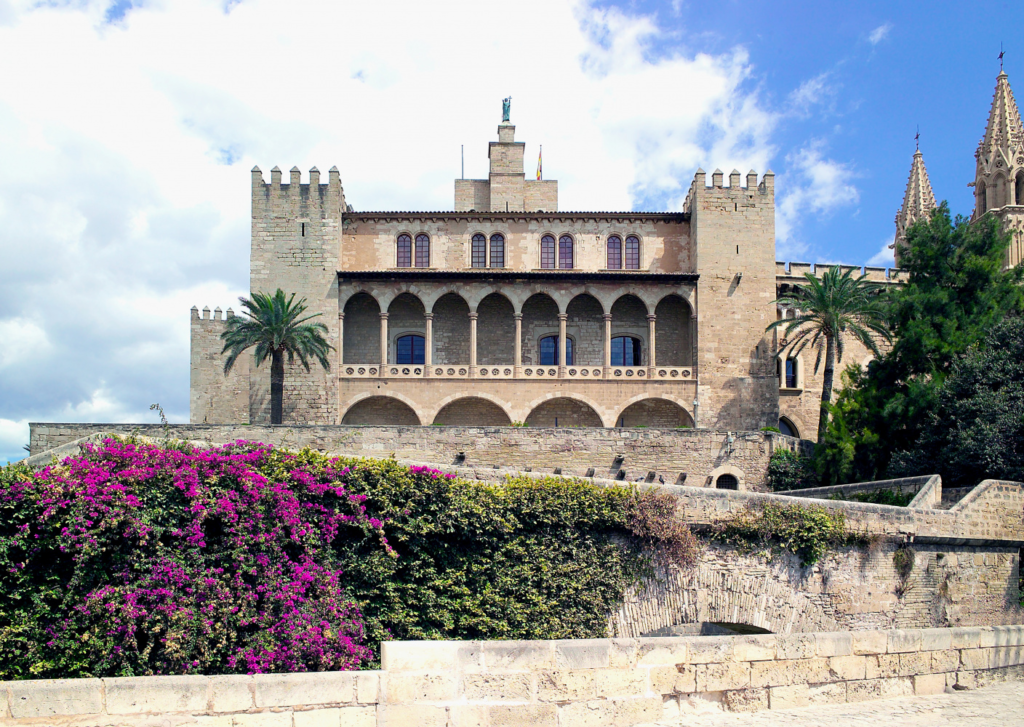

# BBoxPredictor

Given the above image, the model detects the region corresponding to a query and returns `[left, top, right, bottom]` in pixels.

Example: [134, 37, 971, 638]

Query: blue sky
[0, 0, 1019, 463]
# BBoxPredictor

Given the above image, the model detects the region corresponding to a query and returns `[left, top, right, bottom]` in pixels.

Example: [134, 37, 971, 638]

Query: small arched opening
[342, 396, 420, 425]
[477, 292, 515, 365]
[432, 293, 471, 365]
[778, 417, 799, 438]
[521, 293, 560, 366]
[716, 474, 739, 490]
[1016, 170, 1024, 206]
[617, 398, 692, 428]
[433, 397, 512, 426]
[389, 293, 426, 364]
[526, 398, 603, 428]
[343, 293, 381, 364]
[655, 294, 692, 366]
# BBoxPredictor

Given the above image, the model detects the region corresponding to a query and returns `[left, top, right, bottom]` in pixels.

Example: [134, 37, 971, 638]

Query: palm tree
[767, 267, 891, 440]
[221, 289, 333, 425]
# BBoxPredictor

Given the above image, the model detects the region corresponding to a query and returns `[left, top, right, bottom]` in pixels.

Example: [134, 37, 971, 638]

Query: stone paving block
[210, 675, 255, 712]
[887, 630, 922, 653]
[649, 664, 698, 695]
[104, 675, 208, 714]
[769, 683, 809, 709]
[913, 673, 947, 696]
[482, 641, 553, 669]
[461, 672, 531, 701]
[380, 704, 447, 727]
[255, 672, 355, 708]
[852, 630, 888, 655]
[724, 687, 768, 712]
[815, 632, 852, 657]
[637, 638, 688, 666]
[489, 703, 558, 726]
[555, 639, 611, 669]
[697, 661, 751, 691]
[8, 679, 103, 719]
[385, 673, 457, 703]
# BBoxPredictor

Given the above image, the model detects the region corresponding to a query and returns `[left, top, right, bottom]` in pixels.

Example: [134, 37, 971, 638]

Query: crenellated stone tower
[892, 148, 937, 267]
[973, 70, 1024, 268]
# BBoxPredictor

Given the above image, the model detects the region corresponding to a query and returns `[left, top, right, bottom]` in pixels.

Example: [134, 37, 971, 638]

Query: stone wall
[190, 308, 250, 424]
[5, 626, 1024, 725]
[28, 424, 801, 490]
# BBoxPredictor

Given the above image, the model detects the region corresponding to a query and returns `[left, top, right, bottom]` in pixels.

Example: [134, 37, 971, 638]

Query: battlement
[775, 261, 906, 283]
[189, 305, 235, 322]
[684, 167, 774, 212]
[251, 165, 347, 216]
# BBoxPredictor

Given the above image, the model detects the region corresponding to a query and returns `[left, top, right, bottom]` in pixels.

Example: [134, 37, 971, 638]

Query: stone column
[338, 312, 345, 369]
[603, 313, 612, 377]
[514, 313, 523, 376]
[647, 314, 657, 374]
[424, 313, 433, 375]
[379, 312, 388, 376]
[469, 311, 478, 376]
[558, 313, 568, 375]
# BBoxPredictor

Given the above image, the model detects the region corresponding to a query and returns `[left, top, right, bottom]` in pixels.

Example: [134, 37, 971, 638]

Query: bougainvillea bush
[0, 438, 695, 679]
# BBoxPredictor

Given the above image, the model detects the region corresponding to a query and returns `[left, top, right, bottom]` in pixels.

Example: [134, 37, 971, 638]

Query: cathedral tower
[973, 70, 1024, 268]
[893, 148, 937, 267]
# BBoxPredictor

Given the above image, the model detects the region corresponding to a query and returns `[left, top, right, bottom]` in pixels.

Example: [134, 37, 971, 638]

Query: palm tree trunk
[817, 335, 837, 441]
[270, 349, 284, 425]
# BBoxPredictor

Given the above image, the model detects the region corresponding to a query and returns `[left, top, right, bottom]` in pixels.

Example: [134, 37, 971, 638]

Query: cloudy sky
[0, 0, 1020, 462]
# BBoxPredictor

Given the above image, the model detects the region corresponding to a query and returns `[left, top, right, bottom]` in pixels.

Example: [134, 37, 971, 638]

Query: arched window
[716, 474, 739, 490]
[1016, 171, 1024, 206]
[778, 418, 798, 438]
[415, 234, 430, 268]
[396, 334, 425, 364]
[777, 357, 798, 389]
[541, 234, 555, 269]
[558, 235, 574, 269]
[471, 234, 486, 268]
[610, 336, 642, 366]
[607, 236, 622, 269]
[489, 233, 505, 268]
[539, 335, 573, 365]
[977, 180, 987, 215]
[625, 235, 640, 269]
[397, 234, 412, 267]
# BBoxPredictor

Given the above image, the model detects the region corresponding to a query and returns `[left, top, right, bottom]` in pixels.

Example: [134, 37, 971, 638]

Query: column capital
[557, 313, 568, 321]
[603, 313, 613, 321]
[468, 312, 479, 320]
[424, 312, 434, 320]
[379, 312, 389, 320]
[647, 314, 657, 322]
[513, 312, 523, 320]
[338, 311, 345, 319]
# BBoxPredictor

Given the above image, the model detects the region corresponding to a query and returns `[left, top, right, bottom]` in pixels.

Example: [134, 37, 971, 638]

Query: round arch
[613, 395, 693, 428]
[343, 292, 382, 365]
[778, 416, 800, 438]
[340, 394, 422, 426]
[432, 397, 513, 426]
[525, 396, 604, 428]
[708, 464, 745, 491]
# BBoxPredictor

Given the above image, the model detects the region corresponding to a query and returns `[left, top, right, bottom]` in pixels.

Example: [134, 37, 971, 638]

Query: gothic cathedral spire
[973, 70, 1024, 218]
[892, 148, 937, 267]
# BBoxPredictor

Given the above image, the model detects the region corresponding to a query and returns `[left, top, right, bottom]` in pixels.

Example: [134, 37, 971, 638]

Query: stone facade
[5, 625, 1024, 725]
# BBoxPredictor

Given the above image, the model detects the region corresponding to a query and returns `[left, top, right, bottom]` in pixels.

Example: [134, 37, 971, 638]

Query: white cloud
[0, 0, 784, 458]
[0, 418, 30, 465]
[788, 72, 837, 118]
[775, 141, 859, 260]
[868, 23, 892, 45]
[866, 238, 896, 267]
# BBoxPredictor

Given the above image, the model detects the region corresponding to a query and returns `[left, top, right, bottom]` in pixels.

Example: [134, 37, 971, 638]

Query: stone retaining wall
[28, 423, 811, 490]
[4, 626, 1023, 726]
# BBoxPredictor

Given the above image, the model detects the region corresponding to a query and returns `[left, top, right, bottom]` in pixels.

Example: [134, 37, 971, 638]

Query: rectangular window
[785, 359, 797, 389]
[396, 335, 425, 365]
[625, 236, 640, 269]
[415, 235, 430, 268]
[607, 237, 622, 269]
[490, 236, 504, 268]
[558, 237, 573, 269]
[541, 236, 555, 269]
[397, 235, 412, 268]
[472, 235, 486, 268]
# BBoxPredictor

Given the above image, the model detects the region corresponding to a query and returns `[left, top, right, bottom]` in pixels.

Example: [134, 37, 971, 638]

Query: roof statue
[892, 145, 937, 267]
[502, 96, 511, 123]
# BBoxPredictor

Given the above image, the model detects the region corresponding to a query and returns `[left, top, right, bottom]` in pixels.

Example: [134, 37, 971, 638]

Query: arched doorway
[525, 398, 603, 428]
[343, 293, 380, 364]
[433, 397, 512, 426]
[655, 295, 692, 366]
[778, 417, 799, 438]
[611, 295, 649, 365]
[477, 293, 515, 365]
[521, 293, 560, 366]
[432, 293, 471, 365]
[389, 293, 425, 364]
[341, 396, 420, 425]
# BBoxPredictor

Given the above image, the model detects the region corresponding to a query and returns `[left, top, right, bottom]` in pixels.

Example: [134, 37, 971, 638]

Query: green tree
[889, 315, 1024, 485]
[768, 266, 891, 440]
[221, 289, 333, 424]
[831, 204, 1024, 481]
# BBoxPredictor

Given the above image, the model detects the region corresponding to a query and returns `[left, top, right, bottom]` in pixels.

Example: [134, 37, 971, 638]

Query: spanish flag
[536, 145, 542, 180]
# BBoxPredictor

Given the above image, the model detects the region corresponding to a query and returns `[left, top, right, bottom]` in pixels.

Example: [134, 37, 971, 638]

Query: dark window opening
[396, 334, 425, 364]
[778, 418, 796, 437]
[625, 235, 640, 269]
[607, 236, 622, 269]
[301, 222, 305, 236]
[415, 234, 430, 268]
[785, 358, 797, 388]
[472, 234, 486, 268]
[716, 474, 739, 490]
[611, 336, 642, 366]
[397, 234, 412, 268]
[541, 235, 555, 269]
[489, 233, 505, 268]
[558, 235, 573, 269]
[539, 335, 573, 365]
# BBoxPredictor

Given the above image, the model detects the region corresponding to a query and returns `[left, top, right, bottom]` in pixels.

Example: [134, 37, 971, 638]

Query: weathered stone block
[979, 628, 997, 648]
[209, 675, 254, 712]
[887, 630, 922, 653]
[913, 673, 946, 696]
[488, 704, 558, 726]
[537, 670, 595, 702]
[356, 672, 380, 704]
[775, 634, 815, 659]
[828, 655, 867, 681]
[697, 661, 750, 691]
[724, 687, 768, 712]
[732, 636, 776, 662]
[960, 648, 994, 671]
[649, 664, 698, 695]
[815, 632, 853, 657]
[852, 630, 887, 655]
[482, 641, 553, 669]
[461, 672, 531, 701]
[955, 671, 977, 690]
[685, 636, 734, 663]
[380, 704, 448, 727]
[231, 714, 293, 727]
[255, 672, 355, 707]
[865, 654, 900, 679]
[920, 629, 952, 652]
[8, 679, 103, 719]
[592, 669, 646, 699]
[383, 641, 480, 671]
[931, 649, 960, 673]
[338, 706, 377, 727]
[769, 683, 809, 709]
[847, 677, 912, 702]
[294, 708, 342, 727]
[559, 697, 662, 727]
[636, 638, 687, 666]
[104, 675, 208, 714]
[385, 673, 457, 703]
[555, 639, 611, 669]
[750, 658, 829, 688]
[897, 650, 930, 677]
[950, 627, 982, 650]
[807, 682, 847, 704]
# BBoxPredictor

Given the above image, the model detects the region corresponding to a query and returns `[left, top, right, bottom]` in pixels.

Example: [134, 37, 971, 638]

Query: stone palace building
[190, 70, 1022, 440]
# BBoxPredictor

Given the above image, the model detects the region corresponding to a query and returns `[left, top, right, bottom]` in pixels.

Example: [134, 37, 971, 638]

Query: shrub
[0, 438, 696, 679]
[829, 488, 915, 507]
[713, 501, 860, 566]
[765, 449, 818, 491]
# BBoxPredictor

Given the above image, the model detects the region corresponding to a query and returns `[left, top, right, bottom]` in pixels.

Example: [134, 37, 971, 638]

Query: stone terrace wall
[28, 424, 811, 490]
[4, 626, 1023, 726]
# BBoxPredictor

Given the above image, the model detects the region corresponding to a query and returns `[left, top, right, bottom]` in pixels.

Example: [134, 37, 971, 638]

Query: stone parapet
[3, 627, 1023, 725]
